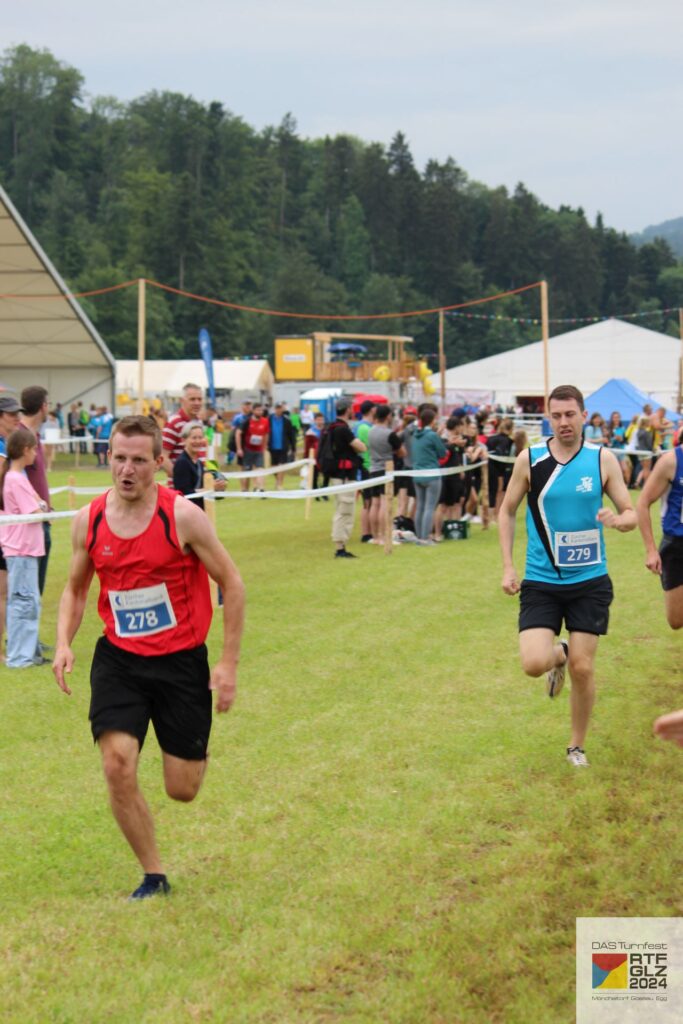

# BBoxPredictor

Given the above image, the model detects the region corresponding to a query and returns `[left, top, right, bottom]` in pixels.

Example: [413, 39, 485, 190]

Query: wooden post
[137, 278, 146, 414]
[68, 475, 76, 511]
[481, 452, 490, 530]
[203, 472, 219, 608]
[384, 459, 394, 555]
[439, 309, 446, 416]
[540, 280, 550, 413]
[304, 456, 315, 520]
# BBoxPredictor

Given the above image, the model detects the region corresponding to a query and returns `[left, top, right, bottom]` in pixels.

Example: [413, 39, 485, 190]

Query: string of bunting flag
[446, 305, 683, 326]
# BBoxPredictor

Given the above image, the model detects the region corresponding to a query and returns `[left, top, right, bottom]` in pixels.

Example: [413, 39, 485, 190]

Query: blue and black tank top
[525, 441, 607, 584]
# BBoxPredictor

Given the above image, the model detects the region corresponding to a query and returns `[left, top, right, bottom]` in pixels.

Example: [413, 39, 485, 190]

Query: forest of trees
[1, 44, 682, 368]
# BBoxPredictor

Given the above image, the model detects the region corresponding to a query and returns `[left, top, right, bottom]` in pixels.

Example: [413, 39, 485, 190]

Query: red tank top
[87, 485, 213, 655]
[244, 415, 269, 452]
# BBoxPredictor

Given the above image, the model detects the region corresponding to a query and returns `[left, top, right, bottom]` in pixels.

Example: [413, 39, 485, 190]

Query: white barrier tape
[468, 454, 515, 466]
[193, 460, 490, 499]
[48, 487, 111, 496]
[40, 435, 91, 446]
[0, 509, 77, 525]
[200, 475, 394, 500]
[395, 460, 487, 478]
[219, 457, 311, 480]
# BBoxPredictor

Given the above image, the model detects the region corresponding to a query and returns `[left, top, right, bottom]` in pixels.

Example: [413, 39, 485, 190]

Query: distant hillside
[632, 217, 683, 258]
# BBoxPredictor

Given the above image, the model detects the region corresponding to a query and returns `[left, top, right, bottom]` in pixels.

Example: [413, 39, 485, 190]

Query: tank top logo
[575, 476, 594, 493]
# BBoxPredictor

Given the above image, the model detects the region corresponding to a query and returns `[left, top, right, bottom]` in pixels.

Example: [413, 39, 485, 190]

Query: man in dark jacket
[268, 403, 298, 490]
[327, 400, 366, 558]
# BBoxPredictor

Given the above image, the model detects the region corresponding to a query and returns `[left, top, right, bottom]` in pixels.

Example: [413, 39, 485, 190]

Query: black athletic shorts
[89, 636, 212, 760]
[0, 545, 5, 572]
[465, 468, 481, 493]
[519, 575, 614, 636]
[270, 449, 288, 466]
[368, 469, 386, 499]
[440, 473, 465, 506]
[660, 534, 683, 591]
[396, 473, 415, 496]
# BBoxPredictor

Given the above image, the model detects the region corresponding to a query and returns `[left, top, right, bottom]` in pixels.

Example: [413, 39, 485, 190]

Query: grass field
[1, 462, 682, 1023]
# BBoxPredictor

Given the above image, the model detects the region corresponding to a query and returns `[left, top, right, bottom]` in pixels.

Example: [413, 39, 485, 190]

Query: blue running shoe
[128, 874, 171, 901]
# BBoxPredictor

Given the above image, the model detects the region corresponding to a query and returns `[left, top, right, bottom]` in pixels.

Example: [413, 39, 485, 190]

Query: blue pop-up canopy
[583, 378, 679, 422]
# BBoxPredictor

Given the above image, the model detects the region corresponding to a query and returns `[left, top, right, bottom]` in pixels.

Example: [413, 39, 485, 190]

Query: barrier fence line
[2, 460, 486, 524]
[0, 446, 659, 526]
[217, 458, 310, 480]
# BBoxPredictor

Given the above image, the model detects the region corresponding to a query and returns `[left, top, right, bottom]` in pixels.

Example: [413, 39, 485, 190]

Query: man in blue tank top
[636, 446, 683, 630]
[499, 385, 636, 768]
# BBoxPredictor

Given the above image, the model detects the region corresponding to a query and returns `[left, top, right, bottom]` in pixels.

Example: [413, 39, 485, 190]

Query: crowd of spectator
[2, 383, 681, 657]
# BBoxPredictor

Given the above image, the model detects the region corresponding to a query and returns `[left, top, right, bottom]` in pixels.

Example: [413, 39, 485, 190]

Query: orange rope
[0, 279, 139, 300]
[146, 278, 543, 319]
[0, 276, 542, 319]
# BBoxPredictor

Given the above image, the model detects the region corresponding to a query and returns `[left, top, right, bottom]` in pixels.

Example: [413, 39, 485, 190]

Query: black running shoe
[547, 640, 569, 698]
[128, 874, 171, 901]
[334, 549, 357, 558]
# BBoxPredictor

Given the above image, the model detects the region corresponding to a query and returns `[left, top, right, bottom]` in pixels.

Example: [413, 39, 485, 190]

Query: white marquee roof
[0, 183, 115, 406]
[433, 320, 681, 408]
[117, 359, 274, 398]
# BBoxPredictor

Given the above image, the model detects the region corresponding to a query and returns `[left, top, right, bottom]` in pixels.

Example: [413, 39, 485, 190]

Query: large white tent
[116, 359, 274, 404]
[0, 184, 115, 408]
[432, 320, 682, 410]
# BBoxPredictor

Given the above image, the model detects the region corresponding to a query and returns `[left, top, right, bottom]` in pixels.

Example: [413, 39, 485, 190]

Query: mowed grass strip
[1, 466, 681, 1023]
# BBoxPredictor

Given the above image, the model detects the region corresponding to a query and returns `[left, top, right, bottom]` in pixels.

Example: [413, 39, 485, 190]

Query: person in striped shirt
[161, 383, 205, 476]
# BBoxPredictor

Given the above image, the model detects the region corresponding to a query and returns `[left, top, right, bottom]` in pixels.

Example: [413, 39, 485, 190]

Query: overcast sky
[5, 1, 682, 233]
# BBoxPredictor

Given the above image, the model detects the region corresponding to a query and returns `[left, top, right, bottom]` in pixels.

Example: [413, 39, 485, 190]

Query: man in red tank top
[52, 415, 245, 900]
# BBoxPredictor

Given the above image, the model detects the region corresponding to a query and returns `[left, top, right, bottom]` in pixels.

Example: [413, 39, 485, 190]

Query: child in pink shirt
[0, 430, 46, 667]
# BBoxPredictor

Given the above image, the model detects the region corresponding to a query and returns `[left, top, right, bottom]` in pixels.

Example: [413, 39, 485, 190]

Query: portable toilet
[299, 387, 345, 423]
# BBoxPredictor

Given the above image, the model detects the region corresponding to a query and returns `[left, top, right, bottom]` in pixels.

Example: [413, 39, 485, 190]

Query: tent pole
[137, 278, 146, 414]
[439, 310, 446, 415]
[540, 280, 550, 412]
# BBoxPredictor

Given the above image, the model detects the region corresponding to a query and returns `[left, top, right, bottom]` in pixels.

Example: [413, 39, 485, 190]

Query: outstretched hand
[644, 550, 662, 575]
[52, 647, 74, 696]
[502, 568, 520, 595]
[596, 507, 619, 529]
[210, 661, 237, 713]
[654, 709, 683, 747]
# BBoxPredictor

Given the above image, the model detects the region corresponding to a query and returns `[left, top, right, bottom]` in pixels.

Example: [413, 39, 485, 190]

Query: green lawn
[1, 464, 681, 1023]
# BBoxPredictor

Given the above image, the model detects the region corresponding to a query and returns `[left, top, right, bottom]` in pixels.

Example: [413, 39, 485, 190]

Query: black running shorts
[519, 575, 614, 636]
[396, 473, 415, 496]
[89, 636, 212, 760]
[659, 534, 683, 591]
[367, 469, 386, 499]
[440, 473, 465, 507]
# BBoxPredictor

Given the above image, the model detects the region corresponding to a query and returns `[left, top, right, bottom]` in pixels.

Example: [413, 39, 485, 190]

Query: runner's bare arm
[498, 450, 531, 595]
[636, 450, 675, 574]
[175, 498, 245, 713]
[598, 449, 636, 532]
[52, 507, 95, 695]
[654, 708, 683, 747]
